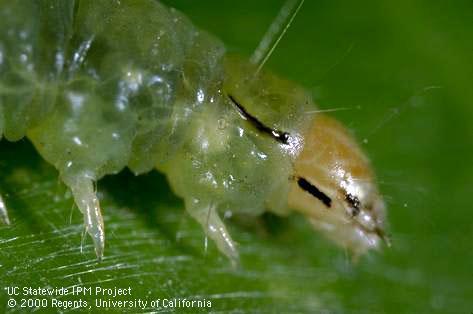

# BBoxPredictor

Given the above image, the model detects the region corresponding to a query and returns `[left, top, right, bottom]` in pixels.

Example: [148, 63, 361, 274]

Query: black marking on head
[345, 193, 361, 216]
[297, 177, 332, 208]
[228, 94, 290, 144]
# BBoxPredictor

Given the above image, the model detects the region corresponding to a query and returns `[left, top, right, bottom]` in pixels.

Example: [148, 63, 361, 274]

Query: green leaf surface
[1, 0, 472, 313]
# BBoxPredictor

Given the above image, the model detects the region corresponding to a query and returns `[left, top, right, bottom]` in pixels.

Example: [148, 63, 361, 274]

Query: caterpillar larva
[0, 0, 388, 264]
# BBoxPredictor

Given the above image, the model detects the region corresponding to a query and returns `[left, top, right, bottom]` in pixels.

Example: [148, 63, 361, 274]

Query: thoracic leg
[0, 193, 10, 225]
[186, 198, 239, 266]
[63, 176, 105, 259]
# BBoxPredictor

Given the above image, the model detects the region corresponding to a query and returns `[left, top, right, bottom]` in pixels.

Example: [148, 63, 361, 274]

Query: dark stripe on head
[345, 193, 361, 216]
[228, 94, 290, 144]
[297, 177, 332, 208]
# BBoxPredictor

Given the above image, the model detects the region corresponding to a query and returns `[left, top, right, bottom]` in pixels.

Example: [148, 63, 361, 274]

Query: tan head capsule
[289, 114, 388, 257]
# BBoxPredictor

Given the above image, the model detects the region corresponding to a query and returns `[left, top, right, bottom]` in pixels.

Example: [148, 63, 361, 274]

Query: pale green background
[1, 0, 472, 313]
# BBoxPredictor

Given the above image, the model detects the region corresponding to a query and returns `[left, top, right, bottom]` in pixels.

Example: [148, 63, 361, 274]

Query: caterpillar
[0, 0, 388, 264]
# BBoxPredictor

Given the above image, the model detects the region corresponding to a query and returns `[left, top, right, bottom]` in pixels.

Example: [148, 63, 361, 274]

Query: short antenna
[250, 0, 305, 75]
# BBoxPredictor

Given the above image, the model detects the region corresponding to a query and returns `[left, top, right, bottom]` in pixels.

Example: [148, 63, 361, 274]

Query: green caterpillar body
[0, 0, 388, 263]
[0, 0, 314, 262]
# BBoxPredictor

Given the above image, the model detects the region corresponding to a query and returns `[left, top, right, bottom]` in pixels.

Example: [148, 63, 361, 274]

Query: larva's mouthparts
[64, 176, 105, 259]
[288, 114, 389, 257]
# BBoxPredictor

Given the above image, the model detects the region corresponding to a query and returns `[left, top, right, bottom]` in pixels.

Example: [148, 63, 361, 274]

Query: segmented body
[0, 0, 387, 263]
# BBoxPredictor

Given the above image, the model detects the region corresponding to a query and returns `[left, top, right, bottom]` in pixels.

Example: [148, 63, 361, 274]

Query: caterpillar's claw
[65, 177, 105, 259]
[0, 194, 10, 225]
[186, 199, 239, 266]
